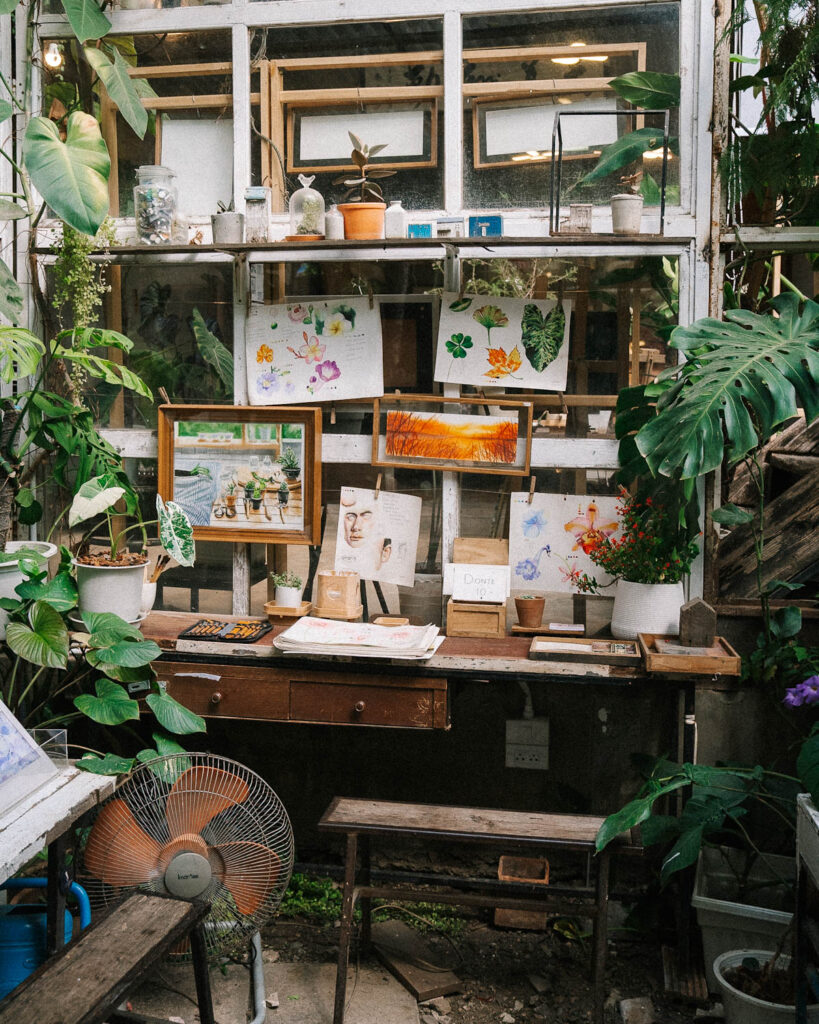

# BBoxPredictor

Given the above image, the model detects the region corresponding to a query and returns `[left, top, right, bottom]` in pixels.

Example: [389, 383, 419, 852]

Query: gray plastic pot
[713, 950, 819, 1024]
[211, 212, 244, 244]
[73, 560, 146, 623]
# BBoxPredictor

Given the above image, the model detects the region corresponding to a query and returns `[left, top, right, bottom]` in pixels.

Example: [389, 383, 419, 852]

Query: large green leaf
[578, 128, 676, 186]
[0, 326, 44, 381]
[15, 572, 78, 612]
[86, 637, 161, 669]
[23, 112, 110, 236]
[76, 752, 136, 775]
[84, 46, 147, 140]
[0, 200, 27, 221]
[156, 495, 195, 567]
[82, 609, 143, 641]
[68, 474, 124, 526]
[192, 307, 233, 390]
[6, 601, 69, 668]
[57, 348, 152, 399]
[146, 690, 206, 735]
[636, 294, 819, 479]
[610, 72, 680, 109]
[74, 676, 140, 725]
[60, 0, 111, 43]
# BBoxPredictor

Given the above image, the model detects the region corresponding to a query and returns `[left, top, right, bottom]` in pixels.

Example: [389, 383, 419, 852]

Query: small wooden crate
[495, 855, 550, 930]
[528, 635, 642, 667]
[446, 599, 506, 639]
[638, 634, 741, 675]
[315, 570, 360, 619]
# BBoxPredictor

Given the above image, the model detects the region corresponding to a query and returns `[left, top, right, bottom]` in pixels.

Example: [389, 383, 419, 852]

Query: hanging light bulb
[44, 42, 64, 70]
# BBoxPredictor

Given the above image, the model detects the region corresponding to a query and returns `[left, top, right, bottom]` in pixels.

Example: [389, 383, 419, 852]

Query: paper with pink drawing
[246, 298, 384, 405]
[433, 293, 571, 391]
[509, 492, 621, 594]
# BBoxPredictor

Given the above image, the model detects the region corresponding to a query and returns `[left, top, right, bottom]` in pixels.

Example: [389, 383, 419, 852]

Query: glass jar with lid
[133, 165, 177, 244]
[244, 186, 271, 243]
[288, 175, 325, 238]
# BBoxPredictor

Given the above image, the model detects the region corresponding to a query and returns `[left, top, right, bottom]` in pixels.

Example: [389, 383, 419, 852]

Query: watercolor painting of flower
[288, 332, 325, 365]
[564, 502, 619, 555]
[327, 313, 349, 336]
[473, 304, 509, 348]
[257, 370, 282, 395]
[522, 510, 547, 538]
[288, 304, 308, 322]
[515, 545, 551, 582]
[307, 359, 341, 394]
[256, 344, 274, 364]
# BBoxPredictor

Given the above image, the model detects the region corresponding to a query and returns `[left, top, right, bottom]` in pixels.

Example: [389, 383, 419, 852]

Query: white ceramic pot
[611, 193, 644, 235]
[275, 585, 302, 608]
[141, 580, 157, 616]
[6, 540, 58, 561]
[0, 562, 24, 641]
[73, 560, 147, 624]
[713, 950, 819, 1023]
[211, 212, 244, 244]
[610, 580, 685, 640]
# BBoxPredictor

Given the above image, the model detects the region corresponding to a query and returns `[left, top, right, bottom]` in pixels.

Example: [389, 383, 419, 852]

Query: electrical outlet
[505, 718, 549, 770]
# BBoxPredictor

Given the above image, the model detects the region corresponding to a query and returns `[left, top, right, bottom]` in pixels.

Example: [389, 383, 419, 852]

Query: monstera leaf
[157, 495, 195, 567]
[0, 326, 44, 381]
[520, 303, 565, 373]
[637, 294, 819, 480]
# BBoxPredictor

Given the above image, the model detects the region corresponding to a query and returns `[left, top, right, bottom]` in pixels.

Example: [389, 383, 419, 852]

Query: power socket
[505, 717, 549, 770]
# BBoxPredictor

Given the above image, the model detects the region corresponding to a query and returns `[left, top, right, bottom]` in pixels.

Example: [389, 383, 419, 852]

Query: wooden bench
[318, 797, 642, 1024]
[0, 891, 214, 1024]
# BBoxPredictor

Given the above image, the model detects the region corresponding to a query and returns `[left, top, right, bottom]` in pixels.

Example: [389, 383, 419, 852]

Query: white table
[0, 765, 115, 953]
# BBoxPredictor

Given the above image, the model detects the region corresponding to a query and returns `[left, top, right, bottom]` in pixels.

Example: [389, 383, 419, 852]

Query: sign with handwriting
[450, 563, 510, 604]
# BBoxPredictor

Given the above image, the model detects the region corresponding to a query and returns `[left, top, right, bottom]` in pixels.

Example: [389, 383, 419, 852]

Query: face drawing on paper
[340, 492, 392, 576]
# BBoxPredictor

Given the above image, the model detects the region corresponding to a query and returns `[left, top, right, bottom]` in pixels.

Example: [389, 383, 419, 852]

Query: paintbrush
[149, 554, 171, 582]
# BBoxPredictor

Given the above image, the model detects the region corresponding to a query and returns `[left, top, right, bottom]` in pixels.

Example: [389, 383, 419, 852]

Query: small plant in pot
[515, 594, 545, 629]
[271, 570, 303, 609]
[334, 133, 396, 240]
[224, 481, 237, 509]
[277, 448, 301, 482]
[611, 171, 645, 235]
[211, 198, 244, 245]
[249, 481, 264, 511]
[68, 477, 195, 623]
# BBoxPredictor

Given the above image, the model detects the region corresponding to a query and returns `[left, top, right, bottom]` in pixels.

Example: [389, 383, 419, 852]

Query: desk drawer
[290, 680, 445, 728]
[157, 662, 289, 721]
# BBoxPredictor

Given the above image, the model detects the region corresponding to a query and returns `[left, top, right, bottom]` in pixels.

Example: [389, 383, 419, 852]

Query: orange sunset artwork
[385, 410, 518, 464]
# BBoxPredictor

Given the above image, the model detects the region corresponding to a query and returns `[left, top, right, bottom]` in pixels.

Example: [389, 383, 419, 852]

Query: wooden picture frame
[372, 394, 533, 476]
[158, 404, 322, 545]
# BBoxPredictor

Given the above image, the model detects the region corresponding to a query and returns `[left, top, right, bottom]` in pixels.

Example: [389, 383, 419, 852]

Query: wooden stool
[318, 797, 642, 1024]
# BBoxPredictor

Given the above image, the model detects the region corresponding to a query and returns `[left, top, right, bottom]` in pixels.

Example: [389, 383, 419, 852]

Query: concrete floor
[125, 958, 420, 1024]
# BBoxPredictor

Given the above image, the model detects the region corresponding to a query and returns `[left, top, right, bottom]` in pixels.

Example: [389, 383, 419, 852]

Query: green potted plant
[249, 481, 264, 511]
[514, 594, 545, 629]
[277, 448, 301, 482]
[225, 481, 237, 510]
[68, 480, 195, 623]
[334, 133, 396, 240]
[270, 570, 303, 609]
[211, 198, 244, 245]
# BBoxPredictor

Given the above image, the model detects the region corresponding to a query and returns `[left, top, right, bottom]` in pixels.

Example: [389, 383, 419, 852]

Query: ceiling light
[552, 57, 580, 65]
[44, 42, 64, 70]
[570, 41, 586, 47]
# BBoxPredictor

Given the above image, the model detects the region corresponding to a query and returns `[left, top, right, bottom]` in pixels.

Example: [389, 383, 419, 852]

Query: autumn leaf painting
[485, 345, 522, 380]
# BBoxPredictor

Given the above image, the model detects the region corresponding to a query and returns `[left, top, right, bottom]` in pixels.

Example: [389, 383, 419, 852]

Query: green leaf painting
[473, 304, 509, 347]
[445, 333, 473, 359]
[521, 303, 565, 373]
[449, 297, 473, 312]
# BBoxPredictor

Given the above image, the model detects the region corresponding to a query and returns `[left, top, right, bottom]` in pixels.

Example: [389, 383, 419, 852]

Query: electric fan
[79, 753, 295, 960]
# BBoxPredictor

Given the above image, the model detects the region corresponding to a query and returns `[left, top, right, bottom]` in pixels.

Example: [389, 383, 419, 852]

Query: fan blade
[84, 798, 162, 887]
[212, 841, 281, 916]
[166, 766, 250, 838]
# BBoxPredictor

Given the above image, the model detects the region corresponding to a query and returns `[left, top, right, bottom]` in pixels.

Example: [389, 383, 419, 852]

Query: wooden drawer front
[290, 681, 445, 729]
[158, 662, 289, 721]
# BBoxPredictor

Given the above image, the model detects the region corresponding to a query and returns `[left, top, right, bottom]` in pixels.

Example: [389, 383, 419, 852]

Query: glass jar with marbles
[134, 165, 177, 244]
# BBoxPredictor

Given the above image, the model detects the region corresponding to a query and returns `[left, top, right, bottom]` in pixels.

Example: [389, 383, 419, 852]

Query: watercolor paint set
[177, 619, 273, 644]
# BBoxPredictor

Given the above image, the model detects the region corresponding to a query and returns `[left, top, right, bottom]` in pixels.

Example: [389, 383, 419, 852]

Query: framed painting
[157, 404, 322, 545]
[372, 395, 533, 476]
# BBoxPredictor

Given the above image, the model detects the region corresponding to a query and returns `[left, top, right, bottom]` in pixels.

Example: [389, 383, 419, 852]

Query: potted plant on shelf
[277, 448, 301, 482]
[514, 594, 545, 629]
[334, 133, 396, 240]
[567, 488, 699, 639]
[610, 172, 645, 235]
[271, 570, 303, 609]
[211, 198, 244, 245]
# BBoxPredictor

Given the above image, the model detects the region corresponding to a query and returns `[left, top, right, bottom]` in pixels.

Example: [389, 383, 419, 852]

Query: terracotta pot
[338, 202, 386, 240]
[225, 493, 237, 508]
[515, 596, 545, 629]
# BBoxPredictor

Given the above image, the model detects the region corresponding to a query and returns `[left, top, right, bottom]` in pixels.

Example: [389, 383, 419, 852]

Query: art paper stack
[273, 617, 442, 660]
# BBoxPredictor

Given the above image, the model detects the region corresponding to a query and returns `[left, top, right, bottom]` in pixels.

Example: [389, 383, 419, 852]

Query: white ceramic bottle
[325, 203, 345, 240]
[384, 200, 407, 239]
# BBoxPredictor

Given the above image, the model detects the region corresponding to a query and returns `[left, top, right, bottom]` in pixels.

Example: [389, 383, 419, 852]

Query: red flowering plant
[566, 488, 699, 594]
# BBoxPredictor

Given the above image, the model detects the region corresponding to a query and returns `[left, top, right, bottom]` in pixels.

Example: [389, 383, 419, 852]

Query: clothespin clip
[367, 283, 374, 310]
[159, 387, 171, 405]
[528, 475, 536, 504]
[330, 404, 336, 426]
[374, 473, 382, 500]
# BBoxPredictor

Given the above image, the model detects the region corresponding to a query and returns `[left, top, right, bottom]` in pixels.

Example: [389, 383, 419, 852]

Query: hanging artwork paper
[509, 492, 621, 594]
[386, 409, 517, 465]
[334, 486, 422, 587]
[246, 298, 384, 405]
[434, 292, 572, 391]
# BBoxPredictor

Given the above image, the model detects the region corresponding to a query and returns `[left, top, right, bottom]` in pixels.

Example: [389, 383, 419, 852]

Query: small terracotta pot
[225, 493, 237, 508]
[338, 202, 386, 240]
[515, 596, 545, 629]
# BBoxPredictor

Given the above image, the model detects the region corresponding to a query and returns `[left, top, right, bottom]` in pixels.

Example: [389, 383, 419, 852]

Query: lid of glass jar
[245, 186, 269, 202]
[293, 174, 321, 196]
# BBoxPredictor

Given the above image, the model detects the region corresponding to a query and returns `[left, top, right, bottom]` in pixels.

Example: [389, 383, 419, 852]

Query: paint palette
[177, 619, 273, 644]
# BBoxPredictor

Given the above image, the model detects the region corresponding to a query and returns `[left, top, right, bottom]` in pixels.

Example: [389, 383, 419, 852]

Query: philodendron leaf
[84, 46, 147, 139]
[15, 572, 78, 612]
[0, 326, 45, 381]
[68, 474, 125, 526]
[156, 495, 195, 567]
[86, 637, 161, 668]
[0, 257, 23, 324]
[0, 200, 26, 221]
[191, 307, 233, 390]
[711, 503, 754, 526]
[578, 128, 677, 186]
[146, 690, 206, 735]
[610, 71, 680, 109]
[74, 676, 140, 725]
[60, 0, 111, 43]
[76, 752, 136, 775]
[82, 610, 143, 640]
[23, 112, 110, 236]
[6, 601, 69, 668]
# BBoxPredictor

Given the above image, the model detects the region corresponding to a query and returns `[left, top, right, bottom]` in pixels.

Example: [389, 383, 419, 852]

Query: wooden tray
[313, 604, 364, 621]
[512, 623, 586, 637]
[639, 633, 741, 675]
[264, 600, 312, 620]
[528, 635, 641, 666]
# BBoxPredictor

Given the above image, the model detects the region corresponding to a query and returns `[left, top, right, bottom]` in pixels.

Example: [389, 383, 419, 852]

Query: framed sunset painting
[372, 395, 533, 476]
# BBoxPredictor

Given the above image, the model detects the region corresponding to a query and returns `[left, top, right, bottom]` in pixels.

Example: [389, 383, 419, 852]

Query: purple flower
[783, 675, 819, 707]
[316, 360, 340, 383]
[257, 370, 280, 394]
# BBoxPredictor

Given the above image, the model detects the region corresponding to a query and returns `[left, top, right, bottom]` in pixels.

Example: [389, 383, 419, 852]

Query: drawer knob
[210, 691, 223, 706]
[354, 700, 366, 713]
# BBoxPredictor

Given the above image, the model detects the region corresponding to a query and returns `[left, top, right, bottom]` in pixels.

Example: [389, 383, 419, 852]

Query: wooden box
[446, 599, 506, 639]
[314, 570, 362, 620]
[638, 634, 742, 675]
[528, 636, 642, 667]
[495, 855, 550, 931]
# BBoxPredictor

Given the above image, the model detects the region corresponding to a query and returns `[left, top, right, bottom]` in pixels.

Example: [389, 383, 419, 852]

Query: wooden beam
[127, 61, 232, 79]
[141, 93, 261, 111]
[463, 77, 613, 98]
[280, 85, 443, 106]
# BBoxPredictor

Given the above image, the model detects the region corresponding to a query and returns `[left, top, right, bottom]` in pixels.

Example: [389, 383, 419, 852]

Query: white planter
[141, 580, 157, 616]
[611, 193, 644, 235]
[0, 562, 24, 641]
[6, 540, 58, 561]
[714, 950, 819, 1023]
[74, 560, 146, 624]
[610, 580, 685, 639]
[211, 212, 244, 244]
[274, 585, 302, 608]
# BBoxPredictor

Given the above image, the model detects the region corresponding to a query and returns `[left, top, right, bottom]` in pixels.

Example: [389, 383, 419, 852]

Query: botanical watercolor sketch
[509, 492, 621, 593]
[334, 486, 422, 587]
[433, 293, 572, 391]
[0, 700, 57, 808]
[246, 297, 384, 405]
[385, 409, 518, 465]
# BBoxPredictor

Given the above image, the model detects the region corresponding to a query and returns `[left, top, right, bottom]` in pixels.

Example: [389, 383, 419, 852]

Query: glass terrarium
[288, 175, 325, 239]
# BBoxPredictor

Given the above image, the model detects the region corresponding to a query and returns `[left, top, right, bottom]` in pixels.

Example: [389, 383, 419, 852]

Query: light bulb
[44, 42, 64, 70]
